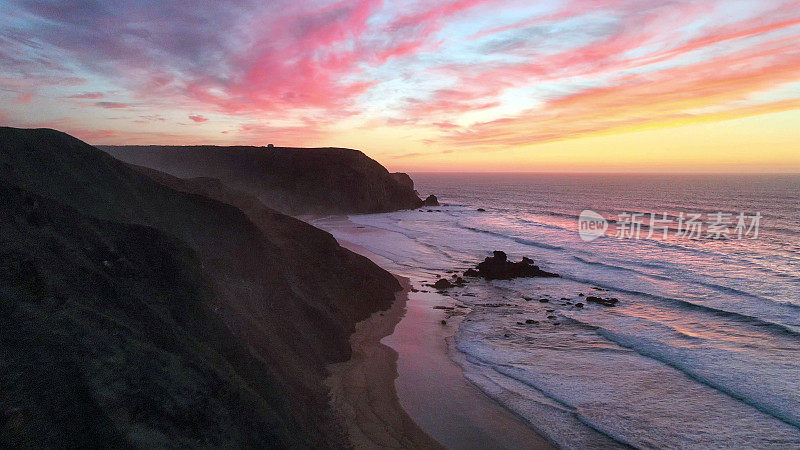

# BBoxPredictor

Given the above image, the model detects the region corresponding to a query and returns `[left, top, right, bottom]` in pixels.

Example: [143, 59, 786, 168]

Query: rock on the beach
[433, 278, 454, 290]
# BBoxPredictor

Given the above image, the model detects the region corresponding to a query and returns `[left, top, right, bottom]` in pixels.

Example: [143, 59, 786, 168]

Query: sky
[1, 0, 799, 172]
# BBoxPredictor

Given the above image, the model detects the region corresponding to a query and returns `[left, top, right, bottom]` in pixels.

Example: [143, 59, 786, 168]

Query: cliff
[101, 145, 423, 215]
[0, 127, 402, 447]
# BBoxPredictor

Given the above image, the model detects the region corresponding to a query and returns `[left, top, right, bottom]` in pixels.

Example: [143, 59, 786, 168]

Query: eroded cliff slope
[0, 127, 401, 447]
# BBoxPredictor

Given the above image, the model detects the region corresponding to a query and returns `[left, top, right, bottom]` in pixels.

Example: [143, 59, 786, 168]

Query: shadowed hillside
[0, 127, 403, 447]
[102, 145, 423, 215]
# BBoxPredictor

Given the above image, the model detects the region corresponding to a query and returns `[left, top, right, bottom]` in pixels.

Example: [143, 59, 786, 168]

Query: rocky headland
[101, 144, 425, 215]
[0, 127, 425, 448]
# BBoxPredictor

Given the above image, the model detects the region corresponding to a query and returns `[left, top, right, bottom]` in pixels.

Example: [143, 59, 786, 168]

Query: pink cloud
[14, 93, 34, 104]
[94, 101, 130, 109]
[139, 115, 166, 122]
[438, 38, 800, 147]
[390, 0, 491, 31]
[72, 128, 119, 141]
[470, 0, 636, 40]
[233, 122, 328, 146]
[67, 92, 104, 99]
[374, 0, 494, 63]
[188, 0, 384, 116]
[15, 0, 496, 120]
[2, 0, 799, 151]
[415, 1, 713, 112]
[403, 0, 800, 145]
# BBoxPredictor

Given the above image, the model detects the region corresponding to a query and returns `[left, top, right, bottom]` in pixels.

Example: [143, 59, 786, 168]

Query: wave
[455, 216, 799, 313]
[347, 216, 463, 261]
[570, 255, 673, 281]
[405, 210, 800, 326]
[465, 210, 747, 262]
[453, 213, 800, 309]
[562, 314, 800, 430]
[516, 206, 799, 237]
[570, 255, 800, 311]
[455, 223, 566, 251]
[499, 210, 799, 276]
[557, 273, 800, 337]
[456, 347, 639, 448]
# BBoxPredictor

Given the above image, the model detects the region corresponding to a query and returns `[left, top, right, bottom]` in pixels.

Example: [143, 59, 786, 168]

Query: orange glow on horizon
[2, 0, 799, 172]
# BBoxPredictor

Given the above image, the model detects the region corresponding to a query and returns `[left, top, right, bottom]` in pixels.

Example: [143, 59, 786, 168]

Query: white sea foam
[314, 174, 800, 448]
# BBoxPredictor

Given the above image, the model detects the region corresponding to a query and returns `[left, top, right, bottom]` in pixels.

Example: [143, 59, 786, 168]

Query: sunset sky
[1, 0, 799, 172]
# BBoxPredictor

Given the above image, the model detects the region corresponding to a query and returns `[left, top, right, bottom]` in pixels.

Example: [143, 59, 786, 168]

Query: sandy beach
[325, 274, 441, 449]
[324, 226, 553, 449]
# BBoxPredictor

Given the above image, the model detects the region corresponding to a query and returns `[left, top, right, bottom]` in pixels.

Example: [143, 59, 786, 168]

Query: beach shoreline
[323, 220, 553, 449]
[325, 273, 440, 448]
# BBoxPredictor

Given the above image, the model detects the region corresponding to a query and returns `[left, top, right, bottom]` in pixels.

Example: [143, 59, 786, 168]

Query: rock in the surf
[466, 251, 559, 280]
[585, 296, 619, 307]
[423, 194, 440, 206]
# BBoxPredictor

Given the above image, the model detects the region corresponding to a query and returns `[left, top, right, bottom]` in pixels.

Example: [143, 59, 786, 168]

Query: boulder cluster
[432, 275, 466, 290]
[585, 296, 619, 307]
[463, 251, 559, 280]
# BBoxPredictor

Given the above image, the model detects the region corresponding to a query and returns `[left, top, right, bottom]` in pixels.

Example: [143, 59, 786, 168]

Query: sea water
[314, 173, 800, 449]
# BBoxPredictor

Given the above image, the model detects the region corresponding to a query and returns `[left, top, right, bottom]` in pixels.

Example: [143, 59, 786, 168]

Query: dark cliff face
[391, 172, 416, 192]
[101, 145, 423, 215]
[129, 164, 399, 327]
[0, 127, 400, 448]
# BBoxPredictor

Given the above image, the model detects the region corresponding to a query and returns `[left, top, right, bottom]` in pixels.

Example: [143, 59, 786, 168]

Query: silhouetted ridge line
[101, 144, 424, 215]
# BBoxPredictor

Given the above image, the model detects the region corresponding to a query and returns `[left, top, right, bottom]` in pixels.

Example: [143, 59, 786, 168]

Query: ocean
[315, 173, 800, 448]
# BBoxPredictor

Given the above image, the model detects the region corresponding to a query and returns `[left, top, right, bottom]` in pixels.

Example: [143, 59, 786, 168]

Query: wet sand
[325, 275, 441, 448]
[325, 227, 553, 449]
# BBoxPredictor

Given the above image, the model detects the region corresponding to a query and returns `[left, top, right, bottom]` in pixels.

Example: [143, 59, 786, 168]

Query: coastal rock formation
[0, 127, 403, 448]
[586, 296, 619, 307]
[101, 144, 424, 215]
[465, 251, 560, 280]
[390, 172, 415, 191]
[433, 278, 454, 290]
[423, 194, 440, 206]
